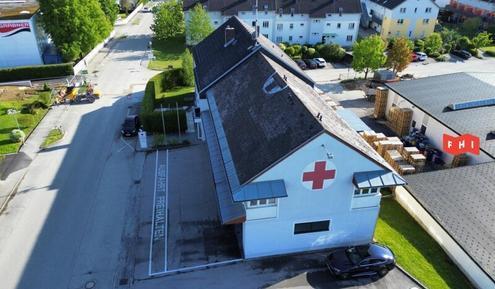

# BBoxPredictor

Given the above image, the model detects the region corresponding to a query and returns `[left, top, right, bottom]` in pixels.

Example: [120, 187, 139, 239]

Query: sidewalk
[0, 104, 70, 212]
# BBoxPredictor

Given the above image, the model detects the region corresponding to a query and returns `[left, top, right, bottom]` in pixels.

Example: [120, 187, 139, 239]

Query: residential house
[447, 0, 495, 23]
[183, 0, 362, 46]
[362, 0, 440, 39]
[193, 16, 406, 258]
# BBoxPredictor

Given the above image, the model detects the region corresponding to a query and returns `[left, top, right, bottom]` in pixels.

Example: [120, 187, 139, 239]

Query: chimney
[225, 26, 236, 47]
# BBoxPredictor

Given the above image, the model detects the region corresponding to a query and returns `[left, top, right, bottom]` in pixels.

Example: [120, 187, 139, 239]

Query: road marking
[148, 258, 244, 277]
[148, 150, 169, 275]
[118, 136, 135, 152]
[147, 150, 159, 276]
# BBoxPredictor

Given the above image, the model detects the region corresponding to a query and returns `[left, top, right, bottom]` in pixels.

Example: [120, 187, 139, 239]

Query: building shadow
[12, 92, 143, 289]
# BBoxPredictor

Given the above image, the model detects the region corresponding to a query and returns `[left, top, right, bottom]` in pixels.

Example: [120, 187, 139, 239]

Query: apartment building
[362, 0, 440, 39]
[447, 0, 495, 23]
[183, 0, 362, 46]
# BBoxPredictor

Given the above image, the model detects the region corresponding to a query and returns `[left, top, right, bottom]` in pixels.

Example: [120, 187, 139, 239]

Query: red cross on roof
[302, 161, 336, 190]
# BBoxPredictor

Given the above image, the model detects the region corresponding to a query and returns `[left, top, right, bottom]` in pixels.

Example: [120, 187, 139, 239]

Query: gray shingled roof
[207, 51, 391, 184]
[386, 72, 495, 159]
[193, 16, 313, 95]
[184, 0, 362, 17]
[405, 163, 495, 282]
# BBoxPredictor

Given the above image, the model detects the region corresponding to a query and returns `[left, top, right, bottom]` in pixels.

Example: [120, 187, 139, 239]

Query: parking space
[166, 144, 241, 270]
[133, 251, 420, 289]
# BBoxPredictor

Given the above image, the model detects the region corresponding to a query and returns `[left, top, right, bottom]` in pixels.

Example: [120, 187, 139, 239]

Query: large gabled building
[193, 16, 405, 258]
[361, 0, 440, 39]
[183, 0, 362, 46]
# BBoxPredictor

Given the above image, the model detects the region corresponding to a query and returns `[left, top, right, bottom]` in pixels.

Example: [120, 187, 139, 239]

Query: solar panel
[448, 97, 495, 111]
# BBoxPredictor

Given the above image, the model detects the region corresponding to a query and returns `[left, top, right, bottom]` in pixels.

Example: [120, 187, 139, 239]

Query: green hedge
[150, 69, 194, 106]
[140, 80, 187, 133]
[0, 63, 74, 82]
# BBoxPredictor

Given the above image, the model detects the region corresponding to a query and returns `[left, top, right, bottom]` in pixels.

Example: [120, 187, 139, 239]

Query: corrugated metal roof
[336, 109, 372, 132]
[233, 179, 288, 202]
[353, 170, 406, 189]
[202, 111, 245, 225]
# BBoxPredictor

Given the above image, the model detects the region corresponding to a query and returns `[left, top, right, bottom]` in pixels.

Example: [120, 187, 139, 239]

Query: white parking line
[148, 258, 244, 277]
[148, 150, 159, 276]
[164, 149, 169, 272]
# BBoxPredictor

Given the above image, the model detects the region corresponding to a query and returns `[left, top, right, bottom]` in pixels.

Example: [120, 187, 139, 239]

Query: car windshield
[123, 119, 134, 128]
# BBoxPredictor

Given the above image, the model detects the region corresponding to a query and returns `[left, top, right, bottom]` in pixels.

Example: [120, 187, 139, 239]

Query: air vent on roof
[263, 72, 288, 95]
[446, 98, 495, 111]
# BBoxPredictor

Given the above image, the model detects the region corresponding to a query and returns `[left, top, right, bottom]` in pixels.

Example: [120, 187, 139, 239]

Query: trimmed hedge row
[140, 81, 187, 133]
[0, 63, 74, 82]
[151, 69, 195, 107]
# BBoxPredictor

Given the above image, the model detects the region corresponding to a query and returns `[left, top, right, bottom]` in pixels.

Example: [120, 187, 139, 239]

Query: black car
[295, 59, 307, 70]
[325, 243, 395, 279]
[451, 50, 472, 60]
[303, 59, 318, 69]
[121, 115, 140, 137]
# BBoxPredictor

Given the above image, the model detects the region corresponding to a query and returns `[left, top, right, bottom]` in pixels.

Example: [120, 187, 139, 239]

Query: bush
[284, 46, 295, 57]
[181, 50, 194, 87]
[291, 44, 302, 56]
[429, 52, 441, 58]
[443, 43, 453, 53]
[317, 44, 345, 62]
[485, 50, 495, 57]
[306, 48, 317, 58]
[0, 63, 73, 82]
[468, 48, 480, 57]
[38, 91, 53, 107]
[10, 129, 25, 142]
[301, 45, 308, 55]
[414, 39, 425, 52]
[278, 43, 286, 51]
[21, 100, 48, 114]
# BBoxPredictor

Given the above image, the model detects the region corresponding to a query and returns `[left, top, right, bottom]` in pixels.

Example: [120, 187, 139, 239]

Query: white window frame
[423, 18, 430, 24]
[400, 7, 406, 13]
[354, 187, 380, 197]
[277, 23, 283, 31]
[397, 19, 404, 24]
[426, 7, 432, 13]
[348, 22, 355, 29]
[346, 35, 353, 41]
[262, 21, 269, 28]
[247, 198, 277, 208]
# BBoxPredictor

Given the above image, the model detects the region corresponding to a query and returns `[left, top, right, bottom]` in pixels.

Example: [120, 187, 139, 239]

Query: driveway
[132, 251, 420, 289]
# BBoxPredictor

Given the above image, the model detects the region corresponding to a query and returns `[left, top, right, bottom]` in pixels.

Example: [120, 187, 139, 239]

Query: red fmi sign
[443, 134, 480, 155]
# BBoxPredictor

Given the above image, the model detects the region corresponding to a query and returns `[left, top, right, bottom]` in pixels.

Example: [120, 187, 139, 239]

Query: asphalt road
[0, 10, 157, 289]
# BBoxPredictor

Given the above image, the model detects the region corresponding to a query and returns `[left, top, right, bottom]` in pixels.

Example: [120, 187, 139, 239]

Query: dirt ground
[0, 86, 37, 101]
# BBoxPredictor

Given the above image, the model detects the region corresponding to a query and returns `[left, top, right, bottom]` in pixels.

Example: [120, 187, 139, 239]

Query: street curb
[396, 264, 428, 289]
[0, 169, 26, 214]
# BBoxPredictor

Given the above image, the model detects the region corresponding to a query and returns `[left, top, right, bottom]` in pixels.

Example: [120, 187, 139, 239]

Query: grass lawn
[148, 35, 186, 70]
[0, 95, 49, 154]
[375, 198, 473, 289]
[40, 128, 64, 149]
[161, 86, 194, 98]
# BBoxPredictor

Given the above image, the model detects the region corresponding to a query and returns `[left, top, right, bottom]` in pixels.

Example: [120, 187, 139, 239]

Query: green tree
[187, 3, 214, 45]
[99, 0, 119, 24]
[317, 44, 345, 62]
[424, 33, 443, 55]
[386, 37, 412, 74]
[351, 35, 386, 79]
[472, 31, 493, 49]
[457, 36, 473, 50]
[39, 0, 112, 61]
[461, 17, 482, 37]
[414, 39, 425, 52]
[152, 0, 185, 40]
[439, 27, 461, 50]
[181, 50, 194, 86]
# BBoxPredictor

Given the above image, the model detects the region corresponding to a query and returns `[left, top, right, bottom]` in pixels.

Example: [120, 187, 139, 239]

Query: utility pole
[160, 104, 166, 145]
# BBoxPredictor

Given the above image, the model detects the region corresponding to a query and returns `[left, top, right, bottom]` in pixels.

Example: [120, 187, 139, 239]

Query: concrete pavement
[0, 10, 157, 289]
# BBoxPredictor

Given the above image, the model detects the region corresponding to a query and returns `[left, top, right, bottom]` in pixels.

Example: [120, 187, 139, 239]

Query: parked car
[142, 6, 151, 12]
[295, 59, 307, 70]
[415, 52, 427, 61]
[121, 115, 141, 137]
[451, 50, 472, 60]
[303, 59, 318, 69]
[411, 53, 419, 62]
[313, 57, 327, 68]
[325, 243, 396, 279]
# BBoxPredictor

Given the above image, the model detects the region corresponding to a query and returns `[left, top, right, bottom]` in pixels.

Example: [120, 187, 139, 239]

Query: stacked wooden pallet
[387, 106, 413, 136]
[374, 87, 388, 119]
[409, 153, 426, 172]
[376, 137, 404, 157]
[452, 154, 469, 168]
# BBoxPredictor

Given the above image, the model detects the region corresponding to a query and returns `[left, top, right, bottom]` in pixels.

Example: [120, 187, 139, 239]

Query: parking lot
[130, 141, 422, 288]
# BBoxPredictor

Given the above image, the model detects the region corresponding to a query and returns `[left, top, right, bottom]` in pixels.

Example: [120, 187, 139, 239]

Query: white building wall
[385, 90, 493, 165]
[185, 10, 360, 46]
[242, 133, 386, 258]
[391, 1, 440, 38]
[395, 187, 495, 289]
[0, 17, 44, 68]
